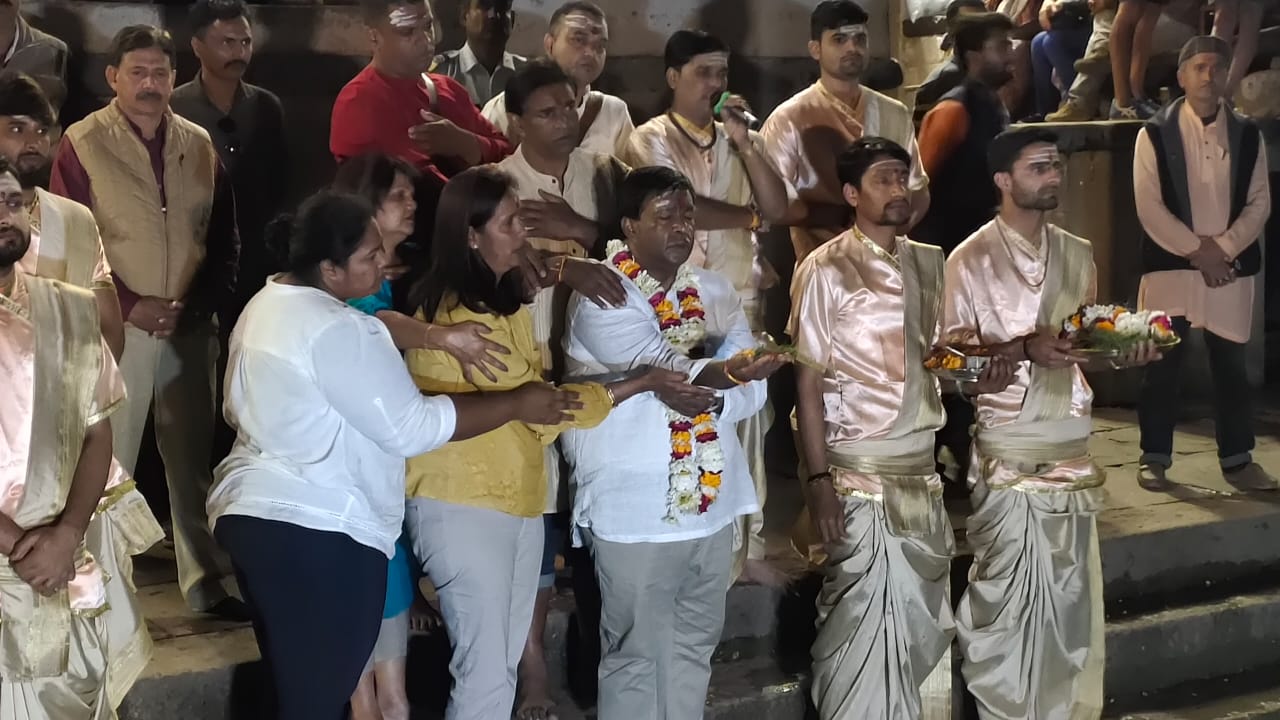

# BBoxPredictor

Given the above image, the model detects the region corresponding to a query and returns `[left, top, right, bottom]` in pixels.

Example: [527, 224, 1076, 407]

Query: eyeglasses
[216, 116, 241, 156]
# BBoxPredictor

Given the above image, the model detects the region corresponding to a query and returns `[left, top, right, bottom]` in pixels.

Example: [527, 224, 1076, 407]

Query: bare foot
[736, 557, 799, 588]
[517, 647, 555, 720]
[515, 694, 557, 720]
[408, 594, 442, 634]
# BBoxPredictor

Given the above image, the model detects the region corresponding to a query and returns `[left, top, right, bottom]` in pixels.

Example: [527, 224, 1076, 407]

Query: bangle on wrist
[724, 364, 748, 385]
[605, 385, 618, 407]
[424, 324, 436, 349]
[1020, 335, 1031, 362]
[748, 207, 763, 232]
[807, 471, 834, 486]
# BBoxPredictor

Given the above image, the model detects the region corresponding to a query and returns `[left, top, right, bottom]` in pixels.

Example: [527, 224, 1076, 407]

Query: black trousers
[215, 515, 387, 720]
[1138, 316, 1255, 470]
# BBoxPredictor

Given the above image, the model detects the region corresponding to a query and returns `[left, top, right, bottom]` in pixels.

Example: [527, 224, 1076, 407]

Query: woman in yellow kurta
[401, 165, 683, 720]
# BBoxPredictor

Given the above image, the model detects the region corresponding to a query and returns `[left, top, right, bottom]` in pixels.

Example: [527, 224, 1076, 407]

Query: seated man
[1046, 0, 1196, 120]
[560, 166, 787, 720]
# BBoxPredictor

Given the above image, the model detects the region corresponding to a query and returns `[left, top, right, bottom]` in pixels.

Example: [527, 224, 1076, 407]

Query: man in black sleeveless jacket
[914, 12, 1014, 257]
[1133, 35, 1273, 492]
[915, 11, 1015, 493]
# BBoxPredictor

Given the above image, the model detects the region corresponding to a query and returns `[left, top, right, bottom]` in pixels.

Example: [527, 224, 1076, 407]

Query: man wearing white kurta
[481, 2, 633, 156]
[625, 30, 795, 585]
[560, 167, 786, 719]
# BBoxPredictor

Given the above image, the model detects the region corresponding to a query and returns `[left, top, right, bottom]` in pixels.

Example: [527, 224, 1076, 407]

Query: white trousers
[405, 498, 542, 720]
[589, 525, 734, 720]
[113, 323, 232, 611]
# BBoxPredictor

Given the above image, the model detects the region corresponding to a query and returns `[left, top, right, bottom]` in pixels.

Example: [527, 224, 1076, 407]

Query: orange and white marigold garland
[608, 239, 724, 519]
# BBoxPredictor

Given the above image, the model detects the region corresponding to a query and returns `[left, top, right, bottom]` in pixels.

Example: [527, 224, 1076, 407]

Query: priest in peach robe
[4, 71, 163, 706]
[944, 128, 1158, 720]
[0, 167, 119, 720]
[761, 1, 928, 265]
[792, 138, 1013, 720]
[624, 31, 792, 585]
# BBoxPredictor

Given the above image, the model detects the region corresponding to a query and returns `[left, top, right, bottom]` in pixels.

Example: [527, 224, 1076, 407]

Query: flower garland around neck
[607, 239, 724, 520]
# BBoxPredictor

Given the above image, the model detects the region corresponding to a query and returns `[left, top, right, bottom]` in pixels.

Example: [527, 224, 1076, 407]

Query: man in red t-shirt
[330, 0, 513, 184]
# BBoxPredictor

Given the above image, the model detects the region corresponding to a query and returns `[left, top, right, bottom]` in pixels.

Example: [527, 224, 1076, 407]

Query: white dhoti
[0, 613, 114, 720]
[731, 398, 774, 580]
[812, 495, 955, 720]
[91, 472, 164, 707]
[957, 419, 1106, 720]
[811, 434, 956, 720]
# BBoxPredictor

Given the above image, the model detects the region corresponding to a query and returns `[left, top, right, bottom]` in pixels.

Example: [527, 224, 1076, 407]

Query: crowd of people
[0, 0, 1273, 719]
[916, 0, 1268, 121]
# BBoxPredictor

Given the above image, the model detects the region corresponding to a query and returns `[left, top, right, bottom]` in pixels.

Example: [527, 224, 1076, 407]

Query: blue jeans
[1031, 27, 1092, 116]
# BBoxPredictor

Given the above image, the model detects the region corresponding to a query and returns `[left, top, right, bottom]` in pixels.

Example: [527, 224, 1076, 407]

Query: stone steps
[117, 488, 1280, 719]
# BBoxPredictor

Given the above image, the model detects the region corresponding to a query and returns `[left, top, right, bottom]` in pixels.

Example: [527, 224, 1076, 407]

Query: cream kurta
[762, 82, 926, 261]
[789, 230, 955, 720]
[1135, 102, 1270, 344]
[497, 146, 627, 513]
[943, 218, 1106, 720]
[483, 88, 634, 157]
[0, 272, 118, 720]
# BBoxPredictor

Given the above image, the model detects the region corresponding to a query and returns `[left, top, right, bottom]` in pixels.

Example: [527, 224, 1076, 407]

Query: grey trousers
[588, 524, 734, 720]
[114, 323, 232, 611]
[406, 498, 542, 720]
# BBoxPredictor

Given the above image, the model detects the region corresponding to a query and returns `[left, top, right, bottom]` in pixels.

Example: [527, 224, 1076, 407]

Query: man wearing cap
[1134, 35, 1273, 492]
[945, 127, 1160, 720]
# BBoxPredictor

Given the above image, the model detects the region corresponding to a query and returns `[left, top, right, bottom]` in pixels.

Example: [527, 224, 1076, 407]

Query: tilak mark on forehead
[835, 24, 868, 37]
[867, 158, 907, 172]
[1024, 147, 1061, 165]
[389, 7, 423, 28]
[561, 13, 606, 34]
[699, 51, 730, 67]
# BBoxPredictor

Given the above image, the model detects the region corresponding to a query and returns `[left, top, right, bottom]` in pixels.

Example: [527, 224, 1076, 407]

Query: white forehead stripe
[389, 7, 422, 27]
[561, 13, 605, 33]
[1026, 148, 1061, 163]
[868, 158, 907, 171]
[701, 51, 730, 66]
[836, 24, 868, 36]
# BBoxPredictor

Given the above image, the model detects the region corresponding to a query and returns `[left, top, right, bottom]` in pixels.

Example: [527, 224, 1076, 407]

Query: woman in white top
[205, 190, 577, 720]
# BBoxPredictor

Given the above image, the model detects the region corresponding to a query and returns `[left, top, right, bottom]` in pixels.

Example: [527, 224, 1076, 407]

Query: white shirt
[483, 88, 634, 157]
[560, 263, 764, 544]
[498, 145, 627, 512]
[207, 279, 458, 558]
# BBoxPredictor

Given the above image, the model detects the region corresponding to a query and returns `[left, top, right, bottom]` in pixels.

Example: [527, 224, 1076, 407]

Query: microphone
[714, 91, 760, 130]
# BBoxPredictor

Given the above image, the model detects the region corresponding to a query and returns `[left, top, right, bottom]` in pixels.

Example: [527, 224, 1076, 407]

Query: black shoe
[204, 597, 253, 622]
